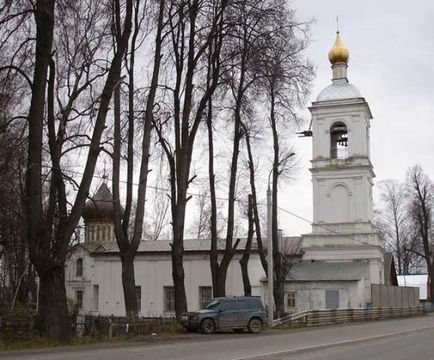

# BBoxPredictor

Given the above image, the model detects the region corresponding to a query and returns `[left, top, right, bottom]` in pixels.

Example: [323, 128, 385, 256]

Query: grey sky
[280, 0, 434, 235]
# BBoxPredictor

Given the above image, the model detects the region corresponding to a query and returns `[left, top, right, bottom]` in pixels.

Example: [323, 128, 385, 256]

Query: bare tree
[153, 0, 228, 318]
[208, 0, 294, 297]
[405, 165, 434, 302]
[0, 73, 35, 307]
[377, 180, 418, 274]
[241, 121, 267, 275]
[255, 2, 313, 316]
[208, 0, 264, 298]
[111, 0, 165, 323]
[0, 0, 134, 340]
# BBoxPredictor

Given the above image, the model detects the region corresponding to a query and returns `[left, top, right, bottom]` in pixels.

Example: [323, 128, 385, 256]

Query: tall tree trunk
[426, 259, 433, 302]
[213, 54, 245, 297]
[242, 121, 267, 275]
[112, 0, 164, 321]
[36, 266, 70, 340]
[170, 145, 192, 319]
[270, 88, 285, 317]
[113, 82, 138, 322]
[121, 254, 137, 322]
[240, 195, 253, 296]
[207, 95, 219, 298]
[25, 0, 70, 340]
[215, 108, 241, 296]
[172, 187, 188, 318]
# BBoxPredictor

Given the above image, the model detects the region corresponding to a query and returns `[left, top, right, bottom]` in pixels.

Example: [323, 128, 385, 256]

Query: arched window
[330, 122, 348, 159]
[76, 258, 83, 277]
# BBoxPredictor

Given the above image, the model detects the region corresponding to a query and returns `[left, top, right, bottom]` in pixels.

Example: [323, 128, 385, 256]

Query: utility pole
[267, 183, 273, 328]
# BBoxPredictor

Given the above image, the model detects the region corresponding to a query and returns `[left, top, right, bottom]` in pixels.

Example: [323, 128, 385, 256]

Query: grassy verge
[0, 336, 113, 351]
[0, 322, 189, 352]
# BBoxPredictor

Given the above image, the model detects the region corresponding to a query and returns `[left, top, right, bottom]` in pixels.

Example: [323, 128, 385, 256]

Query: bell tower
[302, 31, 384, 279]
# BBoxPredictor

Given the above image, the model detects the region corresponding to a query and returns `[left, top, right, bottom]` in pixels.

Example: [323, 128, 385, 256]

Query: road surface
[2, 315, 434, 360]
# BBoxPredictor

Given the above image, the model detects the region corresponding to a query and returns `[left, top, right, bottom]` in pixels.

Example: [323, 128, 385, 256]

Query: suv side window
[238, 299, 249, 309]
[252, 298, 263, 309]
[220, 300, 238, 310]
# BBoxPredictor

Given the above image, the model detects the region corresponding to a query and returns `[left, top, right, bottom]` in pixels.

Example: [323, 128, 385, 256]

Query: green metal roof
[287, 261, 369, 282]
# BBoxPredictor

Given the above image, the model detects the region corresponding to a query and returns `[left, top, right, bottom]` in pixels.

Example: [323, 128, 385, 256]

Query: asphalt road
[3, 315, 434, 360]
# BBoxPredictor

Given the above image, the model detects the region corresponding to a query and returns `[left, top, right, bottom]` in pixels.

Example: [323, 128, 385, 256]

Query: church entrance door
[325, 290, 339, 309]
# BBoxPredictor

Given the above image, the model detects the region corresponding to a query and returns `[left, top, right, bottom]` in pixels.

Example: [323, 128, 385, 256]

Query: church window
[76, 258, 83, 277]
[286, 291, 296, 309]
[135, 286, 142, 312]
[199, 286, 212, 309]
[164, 286, 175, 313]
[93, 285, 99, 311]
[330, 122, 348, 159]
[75, 290, 83, 310]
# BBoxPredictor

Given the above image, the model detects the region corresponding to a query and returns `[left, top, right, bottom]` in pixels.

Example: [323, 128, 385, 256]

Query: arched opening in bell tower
[330, 122, 348, 159]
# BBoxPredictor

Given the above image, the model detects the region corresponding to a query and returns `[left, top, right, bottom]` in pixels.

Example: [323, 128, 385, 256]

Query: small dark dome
[83, 183, 117, 221]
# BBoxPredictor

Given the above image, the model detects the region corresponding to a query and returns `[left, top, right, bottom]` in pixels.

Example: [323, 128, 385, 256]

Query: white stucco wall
[65, 247, 96, 314]
[309, 99, 375, 232]
[284, 280, 364, 312]
[65, 249, 266, 317]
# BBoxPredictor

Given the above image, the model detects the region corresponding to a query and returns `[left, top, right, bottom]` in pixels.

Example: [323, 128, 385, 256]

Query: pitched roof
[79, 238, 258, 255]
[78, 236, 304, 256]
[281, 237, 303, 256]
[286, 261, 369, 282]
[76, 234, 307, 257]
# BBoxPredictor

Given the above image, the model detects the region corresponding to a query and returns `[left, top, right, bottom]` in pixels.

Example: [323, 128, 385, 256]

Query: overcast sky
[279, 0, 434, 236]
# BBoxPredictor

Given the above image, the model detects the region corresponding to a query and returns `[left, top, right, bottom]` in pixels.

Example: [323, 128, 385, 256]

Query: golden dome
[328, 31, 349, 65]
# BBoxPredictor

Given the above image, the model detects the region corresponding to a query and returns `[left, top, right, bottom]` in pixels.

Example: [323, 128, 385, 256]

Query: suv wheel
[248, 318, 262, 333]
[201, 319, 215, 334]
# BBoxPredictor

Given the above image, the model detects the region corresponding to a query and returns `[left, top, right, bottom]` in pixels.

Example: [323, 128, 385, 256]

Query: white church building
[65, 32, 397, 317]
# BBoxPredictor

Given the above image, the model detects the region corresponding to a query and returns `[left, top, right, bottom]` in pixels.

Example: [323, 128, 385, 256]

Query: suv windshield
[204, 300, 220, 310]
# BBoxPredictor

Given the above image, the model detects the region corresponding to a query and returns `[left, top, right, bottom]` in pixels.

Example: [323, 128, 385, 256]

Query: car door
[237, 299, 251, 327]
[218, 300, 239, 328]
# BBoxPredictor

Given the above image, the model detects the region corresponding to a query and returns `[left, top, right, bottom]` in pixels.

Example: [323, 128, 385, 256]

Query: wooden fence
[273, 306, 423, 328]
[371, 284, 419, 307]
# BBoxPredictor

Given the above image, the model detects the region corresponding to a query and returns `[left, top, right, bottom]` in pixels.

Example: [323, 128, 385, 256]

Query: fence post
[108, 317, 112, 339]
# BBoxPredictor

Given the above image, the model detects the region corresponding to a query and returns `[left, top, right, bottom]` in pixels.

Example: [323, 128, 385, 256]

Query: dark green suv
[180, 296, 265, 334]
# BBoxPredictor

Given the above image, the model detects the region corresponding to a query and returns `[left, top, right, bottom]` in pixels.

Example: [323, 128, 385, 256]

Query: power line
[277, 206, 376, 247]
[51, 166, 379, 247]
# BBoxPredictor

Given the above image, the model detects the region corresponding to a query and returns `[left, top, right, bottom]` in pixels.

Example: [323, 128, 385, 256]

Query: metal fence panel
[371, 284, 419, 307]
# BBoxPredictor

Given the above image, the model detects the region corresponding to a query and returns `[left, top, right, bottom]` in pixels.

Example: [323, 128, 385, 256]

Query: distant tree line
[376, 165, 433, 301]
